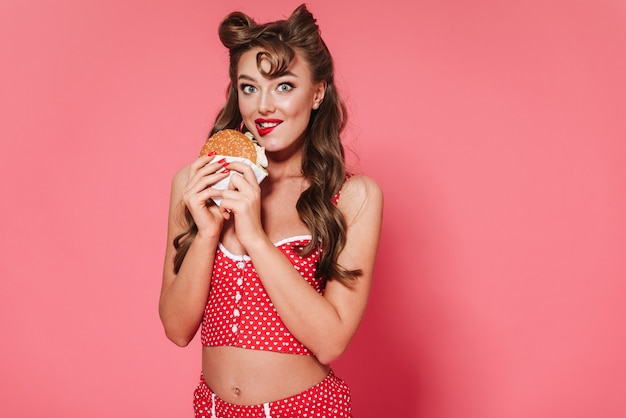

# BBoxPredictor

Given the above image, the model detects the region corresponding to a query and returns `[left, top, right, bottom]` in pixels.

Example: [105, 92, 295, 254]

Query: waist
[202, 346, 330, 405]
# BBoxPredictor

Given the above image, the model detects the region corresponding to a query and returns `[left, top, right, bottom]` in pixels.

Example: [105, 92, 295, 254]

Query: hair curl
[174, 4, 361, 284]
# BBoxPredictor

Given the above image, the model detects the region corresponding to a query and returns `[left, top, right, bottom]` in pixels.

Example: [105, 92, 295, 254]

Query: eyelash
[239, 82, 295, 95]
[277, 82, 295, 92]
[240, 84, 257, 94]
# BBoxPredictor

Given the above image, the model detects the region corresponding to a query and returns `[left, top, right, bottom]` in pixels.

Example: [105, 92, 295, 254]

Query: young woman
[159, 4, 383, 417]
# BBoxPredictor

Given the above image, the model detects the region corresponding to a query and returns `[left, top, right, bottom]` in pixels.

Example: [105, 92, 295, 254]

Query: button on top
[237, 261, 245, 269]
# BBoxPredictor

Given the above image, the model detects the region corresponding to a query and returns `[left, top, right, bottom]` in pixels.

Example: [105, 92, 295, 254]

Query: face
[236, 48, 326, 156]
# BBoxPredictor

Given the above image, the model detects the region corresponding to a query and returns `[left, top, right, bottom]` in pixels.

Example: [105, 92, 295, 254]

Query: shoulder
[170, 163, 192, 192]
[341, 174, 383, 203]
[337, 174, 384, 221]
[173, 163, 192, 182]
[166, 164, 194, 210]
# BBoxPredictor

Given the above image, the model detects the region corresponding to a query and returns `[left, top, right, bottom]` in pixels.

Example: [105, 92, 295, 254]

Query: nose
[258, 91, 275, 114]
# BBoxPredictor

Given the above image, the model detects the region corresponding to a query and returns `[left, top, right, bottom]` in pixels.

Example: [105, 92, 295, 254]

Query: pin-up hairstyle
[174, 4, 361, 284]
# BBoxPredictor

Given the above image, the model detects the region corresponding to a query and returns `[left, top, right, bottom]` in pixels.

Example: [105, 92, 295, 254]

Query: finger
[194, 163, 230, 185]
[227, 172, 243, 191]
[225, 161, 258, 183]
[187, 188, 223, 210]
[220, 204, 232, 220]
[228, 170, 258, 193]
[218, 188, 246, 216]
[190, 153, 218, 173]
[187, 158, 230, 187]
[185, 170, 230, 197]
[192, 157, 228, 179]
[220, 188, 240, 202]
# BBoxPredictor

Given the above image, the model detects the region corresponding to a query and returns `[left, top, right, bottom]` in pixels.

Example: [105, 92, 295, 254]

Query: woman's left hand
[219, 161, 266, 248]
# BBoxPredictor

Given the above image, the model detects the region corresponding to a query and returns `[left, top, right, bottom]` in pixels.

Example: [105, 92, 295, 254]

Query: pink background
[1, 0, 625, 417]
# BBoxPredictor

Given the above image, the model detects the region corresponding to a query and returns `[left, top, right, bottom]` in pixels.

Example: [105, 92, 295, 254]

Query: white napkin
[210, 155, 268, 206]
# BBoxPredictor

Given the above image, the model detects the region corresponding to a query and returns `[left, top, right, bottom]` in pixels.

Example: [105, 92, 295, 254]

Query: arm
[158, 156, 230, 346]
[235, 174, 384, 364]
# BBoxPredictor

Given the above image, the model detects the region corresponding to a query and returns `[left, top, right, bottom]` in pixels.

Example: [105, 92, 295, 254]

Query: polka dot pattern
[193, 371, 352, 418]
[201, 237, 326, 354]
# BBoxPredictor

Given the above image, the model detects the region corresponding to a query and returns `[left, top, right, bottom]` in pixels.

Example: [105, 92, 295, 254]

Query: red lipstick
[255, 118, 282, 136]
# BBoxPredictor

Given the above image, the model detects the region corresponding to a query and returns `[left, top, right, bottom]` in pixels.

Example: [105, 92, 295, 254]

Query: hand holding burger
[200, 129, 268, 205]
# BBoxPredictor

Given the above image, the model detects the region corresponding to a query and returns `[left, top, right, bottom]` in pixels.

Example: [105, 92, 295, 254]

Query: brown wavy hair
[174, 4, 361, 284]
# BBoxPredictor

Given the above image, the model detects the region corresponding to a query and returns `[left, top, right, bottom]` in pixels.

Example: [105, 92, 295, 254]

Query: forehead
[237, 47, 311, 79]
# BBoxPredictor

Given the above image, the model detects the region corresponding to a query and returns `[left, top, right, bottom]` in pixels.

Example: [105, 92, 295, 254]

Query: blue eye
[240, 84, 257, 94]
[277, 83, 294, 92]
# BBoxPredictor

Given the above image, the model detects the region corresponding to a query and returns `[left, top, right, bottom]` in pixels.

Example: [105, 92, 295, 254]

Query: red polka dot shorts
[193, 370, 352, 417]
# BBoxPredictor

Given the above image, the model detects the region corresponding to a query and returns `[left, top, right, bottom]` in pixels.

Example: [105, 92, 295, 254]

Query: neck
[266, 151, 304, 181]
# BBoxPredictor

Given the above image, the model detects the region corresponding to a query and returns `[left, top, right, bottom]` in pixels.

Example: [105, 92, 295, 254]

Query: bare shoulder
[169, 163, 193, 199]
[166, 164, 194, 223]
[172, 163, 191, 187]
[340, 174, 383, 206]
[337, 174, 384, 222]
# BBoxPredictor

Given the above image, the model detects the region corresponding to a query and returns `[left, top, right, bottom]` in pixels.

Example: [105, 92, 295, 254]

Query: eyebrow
[238, 74, 257, 82]
[237, 71, 298, 82]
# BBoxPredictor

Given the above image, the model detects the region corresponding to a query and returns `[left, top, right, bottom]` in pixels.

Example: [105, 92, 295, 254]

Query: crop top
[200, 177, 349, 355]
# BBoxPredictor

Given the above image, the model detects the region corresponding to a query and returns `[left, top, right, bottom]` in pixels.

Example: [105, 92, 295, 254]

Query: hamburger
[199, 129, 268, 205]
[199, 129, 268, 172]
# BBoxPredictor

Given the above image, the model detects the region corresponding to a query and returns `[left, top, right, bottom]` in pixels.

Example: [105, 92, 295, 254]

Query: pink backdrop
[1, 0, 625, 417]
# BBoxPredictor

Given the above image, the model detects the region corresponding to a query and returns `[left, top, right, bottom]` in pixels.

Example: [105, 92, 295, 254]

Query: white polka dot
[200, 238, 327, 354]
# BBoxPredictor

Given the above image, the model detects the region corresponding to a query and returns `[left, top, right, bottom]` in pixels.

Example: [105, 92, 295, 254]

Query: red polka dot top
[201, 177, 350, 355]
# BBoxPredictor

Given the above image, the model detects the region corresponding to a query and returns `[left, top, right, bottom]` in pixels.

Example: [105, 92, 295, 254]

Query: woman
[159, 4, 383, 417]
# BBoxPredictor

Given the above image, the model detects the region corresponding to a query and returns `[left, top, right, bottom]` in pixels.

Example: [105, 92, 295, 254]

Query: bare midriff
[202, 346, 330, 405]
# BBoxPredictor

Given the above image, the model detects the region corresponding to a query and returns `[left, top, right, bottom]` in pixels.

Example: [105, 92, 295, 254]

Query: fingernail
[217, 158, 227, 164]
[207, 151, 216, 156]
[221, 168, 230, 174]
[222, 161, 230, 167]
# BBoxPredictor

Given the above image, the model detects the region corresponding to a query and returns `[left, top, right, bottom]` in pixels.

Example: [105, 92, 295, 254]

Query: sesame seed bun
[199, 129, 258, 164]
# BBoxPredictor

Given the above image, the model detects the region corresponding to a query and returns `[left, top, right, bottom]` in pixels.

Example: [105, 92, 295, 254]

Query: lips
[255, 118, 282, 136]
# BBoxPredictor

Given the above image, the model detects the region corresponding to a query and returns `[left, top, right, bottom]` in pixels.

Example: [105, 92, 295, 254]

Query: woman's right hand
[160, 154, 230, 347]
[181, 153, 230, 237]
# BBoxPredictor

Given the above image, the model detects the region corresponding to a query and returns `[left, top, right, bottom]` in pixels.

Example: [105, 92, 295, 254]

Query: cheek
[238, 98, 255, 117]
[281, 96, 311, 118]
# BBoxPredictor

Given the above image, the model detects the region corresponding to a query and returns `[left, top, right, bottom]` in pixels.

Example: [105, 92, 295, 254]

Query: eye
[277, 82, 294, 93]
[240, 84, 257, 94]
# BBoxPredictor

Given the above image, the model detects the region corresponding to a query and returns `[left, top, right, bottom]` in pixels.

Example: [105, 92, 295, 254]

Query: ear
[312, 81, 327, 110]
